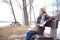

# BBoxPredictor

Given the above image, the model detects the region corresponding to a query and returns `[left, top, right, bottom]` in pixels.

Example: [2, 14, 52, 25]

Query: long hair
[40, 8, 49, 17]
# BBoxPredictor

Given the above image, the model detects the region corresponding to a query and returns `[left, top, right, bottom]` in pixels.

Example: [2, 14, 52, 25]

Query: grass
[0, 24, 29, 40]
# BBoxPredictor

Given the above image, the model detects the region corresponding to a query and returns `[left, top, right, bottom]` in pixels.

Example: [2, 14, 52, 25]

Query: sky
[0, 0, 60, 39]
[0, 0, 57, 26]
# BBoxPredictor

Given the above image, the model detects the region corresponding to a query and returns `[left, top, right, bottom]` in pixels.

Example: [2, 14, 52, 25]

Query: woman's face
[40, 9, 43, 14]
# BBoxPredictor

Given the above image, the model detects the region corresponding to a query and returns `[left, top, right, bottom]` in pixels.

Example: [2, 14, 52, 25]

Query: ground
[0, 24, 29, 40]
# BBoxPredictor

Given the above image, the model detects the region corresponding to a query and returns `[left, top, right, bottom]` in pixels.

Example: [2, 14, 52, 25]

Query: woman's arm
[45, 17, 54, 22]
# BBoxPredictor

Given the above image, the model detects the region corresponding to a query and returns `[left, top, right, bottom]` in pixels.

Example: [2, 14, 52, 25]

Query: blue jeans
[26, 30, 37, 40]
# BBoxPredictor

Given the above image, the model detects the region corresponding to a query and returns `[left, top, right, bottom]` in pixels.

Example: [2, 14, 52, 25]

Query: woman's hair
[40, 8, 49, 17]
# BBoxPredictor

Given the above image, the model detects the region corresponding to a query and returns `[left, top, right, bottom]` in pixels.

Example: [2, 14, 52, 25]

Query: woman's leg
[26, 30, 37, 40]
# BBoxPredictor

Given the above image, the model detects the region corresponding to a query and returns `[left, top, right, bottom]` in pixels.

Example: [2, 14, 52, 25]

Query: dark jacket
[37, 14, 49, 24]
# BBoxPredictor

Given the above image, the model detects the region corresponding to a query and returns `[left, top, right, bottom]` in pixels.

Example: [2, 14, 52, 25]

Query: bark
[22, 0, 29, 26]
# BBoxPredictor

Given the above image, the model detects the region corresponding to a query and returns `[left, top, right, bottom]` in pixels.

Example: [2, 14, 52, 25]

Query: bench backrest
[45, 19, 58, 29]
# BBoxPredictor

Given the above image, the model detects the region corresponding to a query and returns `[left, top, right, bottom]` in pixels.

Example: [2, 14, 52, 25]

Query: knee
[26, 31, 32, 35]
[26, 30, 36, 35]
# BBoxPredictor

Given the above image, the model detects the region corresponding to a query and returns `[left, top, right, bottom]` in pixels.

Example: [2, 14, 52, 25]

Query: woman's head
[40, 8, 50, 17]
[40, 8, 46, 14]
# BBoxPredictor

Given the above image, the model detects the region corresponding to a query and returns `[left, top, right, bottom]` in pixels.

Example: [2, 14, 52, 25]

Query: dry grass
[0, 24, 29, 40]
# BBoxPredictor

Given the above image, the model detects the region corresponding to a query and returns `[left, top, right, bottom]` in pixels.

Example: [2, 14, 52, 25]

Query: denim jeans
[26, 30, 37, 40]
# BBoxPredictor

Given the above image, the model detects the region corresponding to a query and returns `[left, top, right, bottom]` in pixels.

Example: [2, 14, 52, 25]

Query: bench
[31, 19, 58, 40]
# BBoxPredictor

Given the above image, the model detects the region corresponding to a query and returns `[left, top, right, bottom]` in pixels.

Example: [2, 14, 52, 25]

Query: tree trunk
[22, 0, 29, 26]
[10, 0, 18, 24]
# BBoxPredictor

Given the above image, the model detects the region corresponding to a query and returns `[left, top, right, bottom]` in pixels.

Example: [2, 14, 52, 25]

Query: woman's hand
[39, 21, 46, 27]
[36, 21, 46, 27]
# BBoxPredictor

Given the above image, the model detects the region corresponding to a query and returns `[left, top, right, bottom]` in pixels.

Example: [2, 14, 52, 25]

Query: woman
[26, 8, 51, 40]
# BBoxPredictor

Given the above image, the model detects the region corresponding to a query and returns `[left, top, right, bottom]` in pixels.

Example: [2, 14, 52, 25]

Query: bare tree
[3, 0, 20, 25]
[3, 0, 10, 4]
[3, 0, 29, 25]
[15, 0, 22, 9]
[22, 0, 29, 26]
[9, 0, 20, 25]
